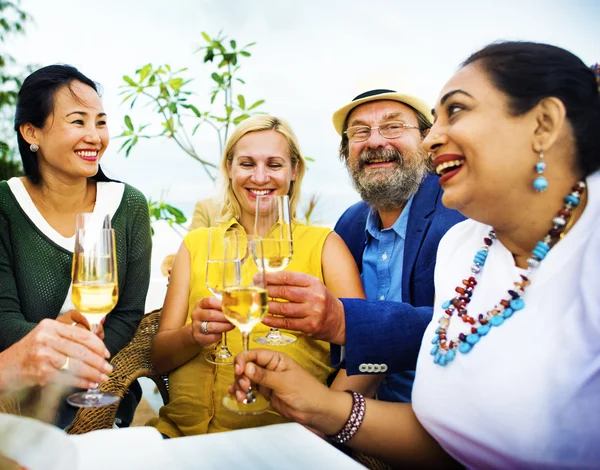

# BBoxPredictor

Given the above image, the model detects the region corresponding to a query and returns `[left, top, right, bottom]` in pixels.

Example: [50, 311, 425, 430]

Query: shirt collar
[364, 195, 414, 240]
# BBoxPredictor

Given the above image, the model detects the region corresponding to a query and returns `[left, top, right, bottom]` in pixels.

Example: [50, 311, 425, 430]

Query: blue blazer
[333, 174, 465, 375]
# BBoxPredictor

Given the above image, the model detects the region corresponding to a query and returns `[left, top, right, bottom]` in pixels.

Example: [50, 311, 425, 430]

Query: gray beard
[347, 147, 428, 211]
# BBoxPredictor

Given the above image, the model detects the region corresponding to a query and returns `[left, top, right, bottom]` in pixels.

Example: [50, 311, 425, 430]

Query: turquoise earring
[533, 152, 548, 192]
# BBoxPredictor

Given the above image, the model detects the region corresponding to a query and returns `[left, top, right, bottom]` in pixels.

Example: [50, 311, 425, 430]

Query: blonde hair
[220, 115, 306, 222]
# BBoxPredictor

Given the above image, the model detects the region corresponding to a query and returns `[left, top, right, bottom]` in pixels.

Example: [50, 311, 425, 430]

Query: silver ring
[200, 321, 210, 335]
[60, 356, 70, 371]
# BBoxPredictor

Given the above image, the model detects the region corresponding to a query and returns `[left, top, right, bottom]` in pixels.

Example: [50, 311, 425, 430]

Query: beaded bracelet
[327, 391, 366, 445]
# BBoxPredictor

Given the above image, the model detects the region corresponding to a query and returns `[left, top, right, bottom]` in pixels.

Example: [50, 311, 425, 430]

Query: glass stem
[240, 332, 256, 404]
[221, 331, 228, 348]
[88, 321, 102, 396]
[242, 331, 250, 352]
[90, 322, 100, 335]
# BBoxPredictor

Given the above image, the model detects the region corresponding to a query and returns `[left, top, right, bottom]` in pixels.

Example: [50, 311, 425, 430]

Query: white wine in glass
[222, 236, 270, 415]
[67, 217, 119, 408]
[253, 195, 296, 346]
[204, 227, 238, 365]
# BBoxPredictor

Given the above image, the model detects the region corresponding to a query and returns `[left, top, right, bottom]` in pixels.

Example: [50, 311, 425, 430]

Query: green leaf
[239, 51, 251, 57]
[305, 156, 315, 162]
[211, 72, 222, 84]
[169, 77, 184, 92]
[233, 113, 250, 125]
[138, 64, 152, 83]
[124, 115, 134, 131]
[237, 94, 246, 110]
[230, 39, 237, 49]
[123, 75, 137, 87]
[202, 31, 211, 43]
[248, 99, 265, 110]
[166, 204, 185, 219]
[169, 102, 178, 114]
[118, 138, 131, 152]
[182, 103, 202, 117]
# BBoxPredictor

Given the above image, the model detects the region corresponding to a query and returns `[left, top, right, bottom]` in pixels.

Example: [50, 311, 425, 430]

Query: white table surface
[66, 422, 365, 470]
[165, 422, 366, 470]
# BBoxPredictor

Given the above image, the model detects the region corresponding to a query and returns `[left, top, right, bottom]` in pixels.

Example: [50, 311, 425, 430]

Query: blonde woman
[150, 115, 364, 437]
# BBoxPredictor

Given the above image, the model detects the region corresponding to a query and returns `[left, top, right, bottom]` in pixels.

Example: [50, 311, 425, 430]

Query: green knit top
[0, 180, 152, 356]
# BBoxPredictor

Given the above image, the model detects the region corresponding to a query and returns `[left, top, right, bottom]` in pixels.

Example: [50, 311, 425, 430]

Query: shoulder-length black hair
[13, 64, 112, 184]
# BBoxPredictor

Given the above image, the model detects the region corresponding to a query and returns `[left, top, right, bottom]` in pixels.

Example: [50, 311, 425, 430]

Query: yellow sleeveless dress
[152, 219, 334, 436]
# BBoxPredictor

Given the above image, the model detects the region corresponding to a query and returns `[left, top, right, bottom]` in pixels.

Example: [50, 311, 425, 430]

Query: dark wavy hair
[13, 64, 111, 184]
[462, 41, 600, 177]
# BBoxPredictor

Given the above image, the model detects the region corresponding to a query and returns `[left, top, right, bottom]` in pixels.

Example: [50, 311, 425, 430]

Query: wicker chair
[65, 309, 169, 434]
[0, 394, 20, 415]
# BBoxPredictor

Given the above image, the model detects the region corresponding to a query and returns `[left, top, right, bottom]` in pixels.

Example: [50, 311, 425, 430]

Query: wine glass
[253, 195, 296, 346]
[67, 216, 119, 408]
[204, 227, 238, 365]
[221, 236, 271, 415]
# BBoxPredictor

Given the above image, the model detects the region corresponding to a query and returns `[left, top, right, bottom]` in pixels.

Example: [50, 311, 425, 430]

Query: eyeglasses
[344, 121, 420, 142]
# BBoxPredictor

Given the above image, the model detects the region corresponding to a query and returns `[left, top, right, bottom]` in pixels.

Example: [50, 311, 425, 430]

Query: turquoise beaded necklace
[431, 180, 586, 366]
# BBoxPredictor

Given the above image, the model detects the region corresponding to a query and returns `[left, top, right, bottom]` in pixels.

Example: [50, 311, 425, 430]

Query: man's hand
[262, 271, 346, 345]
[0, 319, 113, 392]
[190, 296, 235, 347]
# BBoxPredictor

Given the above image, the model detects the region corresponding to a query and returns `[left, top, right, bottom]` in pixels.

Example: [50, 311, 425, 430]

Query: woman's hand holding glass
[66, 213, 119, 408]
[204, 227, 239, 364]
[189, 296, 235, 348]
[221, 236, 271, 415]
[230, 348, 348, 434]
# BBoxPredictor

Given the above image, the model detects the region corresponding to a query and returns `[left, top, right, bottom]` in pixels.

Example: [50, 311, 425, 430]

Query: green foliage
[117, 31, 265, 183]
[0, 0, 30, 181]
[0, 140, 21, 180]
[147, 199, 188, 236]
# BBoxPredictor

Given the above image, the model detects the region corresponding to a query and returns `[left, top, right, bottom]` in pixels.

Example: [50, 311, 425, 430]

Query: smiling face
[424, 63, 539, 216]
[345, 100, 428, 210]
[25, 80, 109, 182]
[228, 129, 297, 229]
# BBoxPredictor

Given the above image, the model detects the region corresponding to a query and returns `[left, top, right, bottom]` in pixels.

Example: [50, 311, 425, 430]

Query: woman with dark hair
[0, 64, 152, 427]
[230, 41, 600, 468]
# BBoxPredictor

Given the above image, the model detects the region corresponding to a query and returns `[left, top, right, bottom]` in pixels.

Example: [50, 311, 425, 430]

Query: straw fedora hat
[332, 88, 433, 136]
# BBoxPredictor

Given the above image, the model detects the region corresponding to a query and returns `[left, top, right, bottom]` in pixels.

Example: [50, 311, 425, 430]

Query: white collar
[7, 177, 125, 252]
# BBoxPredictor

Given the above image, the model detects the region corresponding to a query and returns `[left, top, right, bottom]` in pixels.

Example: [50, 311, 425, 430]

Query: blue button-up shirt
[361, 196, 415, 403]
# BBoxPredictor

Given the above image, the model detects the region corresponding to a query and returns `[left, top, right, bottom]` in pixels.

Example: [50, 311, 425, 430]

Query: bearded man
[262, 89, 464, 403]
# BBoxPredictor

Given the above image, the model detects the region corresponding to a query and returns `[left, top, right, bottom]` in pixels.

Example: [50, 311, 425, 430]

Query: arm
[320, 231, 365, 299]
[321, 232, 383, 395]
[342, 299, 432, 375]
[151, 242, 233, 374]
[232, 349, 457, 468]
[0, 216, 37, 349]
[102, 194, 152, 356]
[330, 368, 382, 398]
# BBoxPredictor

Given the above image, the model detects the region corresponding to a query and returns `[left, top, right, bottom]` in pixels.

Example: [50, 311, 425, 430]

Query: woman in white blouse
[229, 41, 600, 469]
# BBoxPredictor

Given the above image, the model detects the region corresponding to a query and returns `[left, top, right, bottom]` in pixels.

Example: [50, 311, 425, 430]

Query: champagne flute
[221, 236, 270, 415]
[67, 218, 119, 408]
[253, 195, 296, 346]
[205, 227, 238, 365]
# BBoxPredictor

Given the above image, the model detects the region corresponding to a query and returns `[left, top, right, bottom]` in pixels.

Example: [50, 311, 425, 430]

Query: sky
[9, 0, 600, 229]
